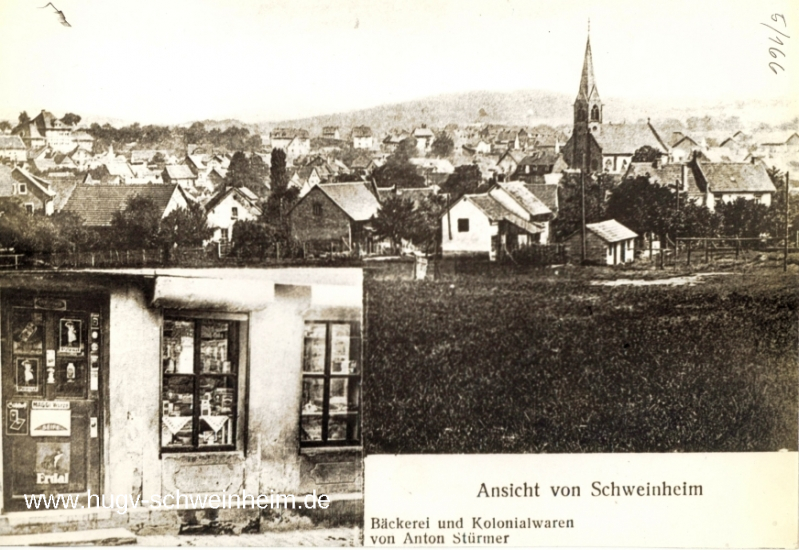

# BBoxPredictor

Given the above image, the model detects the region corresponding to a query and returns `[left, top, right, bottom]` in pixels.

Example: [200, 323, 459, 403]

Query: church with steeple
[563, 29, 669, 173]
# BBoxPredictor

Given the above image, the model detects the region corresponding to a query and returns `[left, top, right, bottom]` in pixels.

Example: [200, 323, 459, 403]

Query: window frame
[17, 183, 27, 195]
[312, 202, 323, 217]
[457, 218, 470, 233]
[159, 310, 249, 454]
[300, 321, 362, 449]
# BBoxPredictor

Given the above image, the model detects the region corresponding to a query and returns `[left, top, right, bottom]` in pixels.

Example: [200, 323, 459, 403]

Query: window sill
[299, 446, 362, 457]
[161, 450, 245, 462]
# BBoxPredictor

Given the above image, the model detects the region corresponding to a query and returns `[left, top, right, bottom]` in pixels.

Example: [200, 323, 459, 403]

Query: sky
[0, 0, 797, 125]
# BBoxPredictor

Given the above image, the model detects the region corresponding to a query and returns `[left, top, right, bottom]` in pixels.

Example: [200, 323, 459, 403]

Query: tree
[18, 111, 30, 126]
[60, 113, 82, 126]
[632, 145, 661, 163]
[372, 162, 425, 189]
[440, 164, 483, 199]
[430, 133, 454, 158]
[270, 149, 288, 191]
[671, 201, 722, 238]
[108, 195, 163, 249]
[158, 202, 212, 249]
[605, 175, 676, 240]
[230, 219, 276, 259]
[407, 194, 447, 253]
[372, 195, 416, 252]
[224, 152, 254, 189]
[716, 198, 771, 239]
[184, 122, 207, 145]
[393, 137, 418, 163]
[552, 172, 615, 241]
[0, 120, 12, 132]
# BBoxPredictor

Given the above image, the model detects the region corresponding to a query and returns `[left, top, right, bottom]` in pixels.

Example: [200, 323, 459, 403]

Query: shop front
[0, 268, 363, 533]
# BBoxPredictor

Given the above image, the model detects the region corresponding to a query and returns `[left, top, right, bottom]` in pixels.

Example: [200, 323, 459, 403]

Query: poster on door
[15, 357, 40, 393]
[6, 401, 28, 436]
[35, 442, 70, 485]
[58, 318, 84, 355]
[30, 403, 71, 437]
[12, 309, 43, 355]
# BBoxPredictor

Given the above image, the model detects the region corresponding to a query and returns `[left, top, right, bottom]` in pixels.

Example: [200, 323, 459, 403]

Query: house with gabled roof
[412, 127, 435, 154]
[0, 135, 26, 163]
[204, 186, 262, 242]
[441, 180, 553, 259]
[162, 164, 198, 189]
[565, 219, 638, 265]
[62, 184, 189, 226]
[12, 110, 76, 153]
[691, 159, 777, 211]
[270, 128, 311, 157]
[289, 181, 381, 253]
[496, 150, 524, 177]
[352, 126, 374, 150]
[0, 165, 56, 214]
[322, 126, 341, 140]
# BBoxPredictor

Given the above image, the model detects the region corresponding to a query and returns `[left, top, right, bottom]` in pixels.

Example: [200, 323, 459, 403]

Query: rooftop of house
[493, 181, 552, 218]
[523, 183, 559, 213]
[163, 164, 197, 180]
[0, 135, 26, 150]
[624, 161, 703, 196]
[586, 219, 639, 243]
[464, 194, 546, 235]
[695, 160, 777, 193]
[352, 126, 373, 138]
[271, 128, 310, 140]
[310, 181, 381, 221]
[62, 184, 183, 226]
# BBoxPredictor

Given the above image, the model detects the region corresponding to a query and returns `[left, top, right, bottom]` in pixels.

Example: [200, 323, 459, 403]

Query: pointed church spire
[577, 30, 598, 101]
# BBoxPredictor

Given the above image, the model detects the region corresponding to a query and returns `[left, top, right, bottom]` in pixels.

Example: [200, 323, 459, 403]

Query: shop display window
[161, 314, 246, 452]
[300, 321, 361, 447]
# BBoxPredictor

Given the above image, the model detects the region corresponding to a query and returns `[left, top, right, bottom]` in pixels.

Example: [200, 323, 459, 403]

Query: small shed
[566, 219, 638, 265]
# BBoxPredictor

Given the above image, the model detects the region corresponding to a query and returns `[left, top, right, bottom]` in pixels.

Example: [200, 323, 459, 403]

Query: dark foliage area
[364, 268, 797, 453]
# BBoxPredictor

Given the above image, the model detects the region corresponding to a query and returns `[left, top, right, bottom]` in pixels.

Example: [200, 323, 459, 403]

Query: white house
[441, 181, 552, 260]
[352, 126, 374, 150]
[205, 186, 263, 242]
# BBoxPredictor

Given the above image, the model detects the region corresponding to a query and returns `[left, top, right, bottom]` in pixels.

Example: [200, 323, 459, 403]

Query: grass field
[363, 261, 798, 453]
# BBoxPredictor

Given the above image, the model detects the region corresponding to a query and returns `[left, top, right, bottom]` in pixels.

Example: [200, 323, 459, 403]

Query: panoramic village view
[0, 2, 797, 546]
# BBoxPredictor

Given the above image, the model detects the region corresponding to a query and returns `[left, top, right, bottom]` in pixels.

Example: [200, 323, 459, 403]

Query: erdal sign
[36, 472, 69, 484]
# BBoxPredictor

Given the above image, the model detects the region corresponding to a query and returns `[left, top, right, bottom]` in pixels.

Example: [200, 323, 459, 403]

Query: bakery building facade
[0, 268, 363, 534]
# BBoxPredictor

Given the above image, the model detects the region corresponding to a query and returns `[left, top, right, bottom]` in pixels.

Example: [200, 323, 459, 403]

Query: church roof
[593, 123, 668, 155]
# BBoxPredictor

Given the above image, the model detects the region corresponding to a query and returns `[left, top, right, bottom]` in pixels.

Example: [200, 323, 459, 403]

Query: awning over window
[151, 276, 275, 311]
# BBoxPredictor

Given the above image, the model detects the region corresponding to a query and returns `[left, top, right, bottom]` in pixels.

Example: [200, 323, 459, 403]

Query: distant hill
[248, 89, 798, 138]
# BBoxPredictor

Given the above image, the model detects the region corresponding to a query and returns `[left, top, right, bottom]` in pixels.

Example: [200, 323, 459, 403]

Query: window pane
[303, 324, 326, 373]
[301, 416, 323, 442]
[198, 376, 236, 447]
[328, 415, 358, 442]
[163, 320, 195, 374]
[330, 324, 351, 373]
[162, 376, 194, 448]
[301, 378, 325, 414]
[200, 321, 234, 374]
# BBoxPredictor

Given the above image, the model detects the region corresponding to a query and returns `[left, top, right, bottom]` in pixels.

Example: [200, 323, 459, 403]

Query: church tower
[567, 27, 603, 171]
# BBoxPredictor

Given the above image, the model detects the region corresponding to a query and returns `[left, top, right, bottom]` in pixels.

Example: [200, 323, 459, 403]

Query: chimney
[555, 139, 561, 155]
[750, 156, 756, 165]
